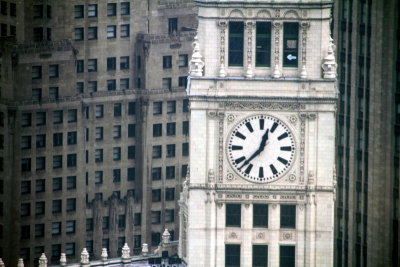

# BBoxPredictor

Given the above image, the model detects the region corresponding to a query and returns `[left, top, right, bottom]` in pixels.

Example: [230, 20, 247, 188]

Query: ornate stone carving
[225, 102, 306, 110]
[162, 229, 171, 243]
[272, 22, 282, 78]
[229, 232, 238, 239]
[322, 37, 337, 78]
[308, 170, 314, 184]
[272, 204, 277, 209]
[80, 248, 90, 265]
[227, 114, 236, 123]
[288, 174, 296, 182]
[256, 232, 265, 239]
[299, 115, 306, 183]
[39, 254, 47, 267]
[101, 248, 108, 261]
[208, 169, 215, 182]
[280, 231, 295, 241]
[245, 21, 255, 78]
[189, 35, 204, 77]
[218, 114, 225, 183]
[300, 22, 310, 78]
[226, 172, 235, 181]
[289, 115, 297, 124]
[218, 21, 228, 77]
[274, 9, 280, 18]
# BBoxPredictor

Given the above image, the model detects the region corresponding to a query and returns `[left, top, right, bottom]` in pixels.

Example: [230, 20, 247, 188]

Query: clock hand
[238, 129, 270, 170]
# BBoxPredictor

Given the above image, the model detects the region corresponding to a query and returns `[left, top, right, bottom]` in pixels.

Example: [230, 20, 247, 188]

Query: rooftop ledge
[190, 76, 336, 83]
[194, 0, 334, 7]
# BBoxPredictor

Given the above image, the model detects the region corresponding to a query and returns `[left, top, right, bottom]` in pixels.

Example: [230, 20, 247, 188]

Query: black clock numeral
[231, 145, 243, 151]
[259, 119, 265, 130]
[270, 164, 278, 175]
[235, 156, 246, 164]
[244, 164, 253, 175]
[280, 146, 292, 151]
[277, 157, 288, 165]
[270, 122, 278, 133]
[245, 122, 254, 133]
[259, 167, 264, 178]
[277, 132, 288, 140]
[235, 131, 246, 140]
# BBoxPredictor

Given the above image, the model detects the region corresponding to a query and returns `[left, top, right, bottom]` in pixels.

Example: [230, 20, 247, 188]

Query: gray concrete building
[0, 0, 196, 266]
[333, 0, 400, 266]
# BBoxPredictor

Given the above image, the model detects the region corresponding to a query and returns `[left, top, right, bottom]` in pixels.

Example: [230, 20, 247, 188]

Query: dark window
[128, 124, 135, 137]
[153, 102, 162, 115]
[152, 145, 162, 158]
[128, 102, 136, 115]
[52, 200, 62, 213]
[66, 243, 75, 256]
[280, 205, 296, 228]
[166, 144, 175, 157]
[183, 99, 189, 112]
[21, 136, 32, 149]
[76, 82, 83, 93]
[49, 64, 59, 78]
[67, 154, 77, 167]
[35, 201, 45, 215]
[88, 59, 97, 72]
[95, 127, 103, 141]
[66, 220, 76, 234]
[21, 158, 31, 172]
[0, 1, 6, 15]
[86, 219, 93, 231]
[36, 157, 45, 171]
[68, 109, 77, 123]
[279, 246, 295, 267]
[167, 122, 176, 136]
[76, 60, 84, 73]
[182, 121, 189, 136]
[67, 131, 77, 145]
[120, 56, 129, 69]
[107, 57, 116, 71]
[153, 124, 162, 137]
[182, 143, 189, 156]
[128, 146, 135, 159]
[21, 225, 30, 239]
[74, 5, 84, 18]
[166, 166, 175, 179]
[95, 149, 103, 162]
[35, 180, 45, 193]
[179, 76, 188, 87]
[32, 66, 42, 79]
[225, 244, 240, 267]
[52, 244, 61, 259]
[107, 25, 116, 38]
[33, 5, 43, 18]
[35, 224, 44, 237]
[283, 22, 299, 67]
[74, 27, 84, 41]
[113, 125, 121, 139]
[152, 189, 161, 202]
[163, 56, 172, 69]
[87, 4, 97, 17]
[32, 88, 42, 101]
[118, 237, 126, 252]
[1, 23, 7, 36]
[162, 78, 172, 90]
[168, 18, 177, 35]
[46, 5, 51, 18]
[167, 101, 176, 113]
[178, 54, 188, 67]
[88, 26, 97, 40]
[256, 22, 272, 67]
[165, 209, 174, 222]
[53, 155, 62, 169]
[253, 204, 268, 228]
[120, 78, 129, 90]
[95, 105, 103, 118]
[103, 217, 110, 230]
[134, 213, 141, 226]
[21, 181, 31, 194]
[95, 171, 103, 184]
[51, 222, 61, 236]
[113, 169, 121, 182]
[36, 112, 46, 126]
[113, 147, 121, 161]
[66, 198, 76, 212]
[121, 24, 130, 37]
[121, 2, 130, 15]
[127, 167, 135, 181]
[152, 167, 162, 180]
[114, 103, 122, 116]
[165, 187, 175, 201]
[151, 211, 161, 224]
[53, 110, 63, 124]
[108, 79, 116, 91]
[67, 176, 76, 189]
[21, 203, 30, 216]
[10, 3, 16, 16]
[134, 235, 141, 248]
[226, 203, 241, 227]
[52, 177, 62, 191]
[49, 87, 59, 100]
[107, 3, 116, 16]
[253, 245, 268, 267]
[228, 22, 244, 66]
[53, 133, 63, 146]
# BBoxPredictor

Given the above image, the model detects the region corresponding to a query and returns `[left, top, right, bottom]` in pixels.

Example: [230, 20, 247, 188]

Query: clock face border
[226, 114, 296, 183]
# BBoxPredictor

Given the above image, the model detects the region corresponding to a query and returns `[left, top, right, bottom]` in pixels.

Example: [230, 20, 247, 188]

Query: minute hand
[238, 129, 269, 170]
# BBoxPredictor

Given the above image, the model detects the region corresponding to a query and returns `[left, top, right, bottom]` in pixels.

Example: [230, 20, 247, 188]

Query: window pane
[226, 244, 240, 267]
[228, 22, 244, 66]
[226, 203, 241, 227]
[256, 22, 271, 67]
[253, 245, 268, 267]
[283, 22, 299, 67]
[279, 246, 295, 267]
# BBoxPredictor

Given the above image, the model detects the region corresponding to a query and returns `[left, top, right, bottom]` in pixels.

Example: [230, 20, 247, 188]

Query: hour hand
[238, 148, 261, 170]
[258, 129, 269, 151]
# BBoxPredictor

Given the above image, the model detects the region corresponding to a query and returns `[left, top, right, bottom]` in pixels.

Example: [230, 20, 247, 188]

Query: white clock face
[227, 115, 296, 182]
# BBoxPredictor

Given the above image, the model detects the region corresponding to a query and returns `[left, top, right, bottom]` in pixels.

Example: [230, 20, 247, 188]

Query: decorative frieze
[224, 102, 306, 110]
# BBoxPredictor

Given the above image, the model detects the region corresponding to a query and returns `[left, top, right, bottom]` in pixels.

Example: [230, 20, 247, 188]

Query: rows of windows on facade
[229, 21, 299, 68]
[0, 1, 17, 37]
[30, 54, 188, 95]
[225, 204, 297, 267]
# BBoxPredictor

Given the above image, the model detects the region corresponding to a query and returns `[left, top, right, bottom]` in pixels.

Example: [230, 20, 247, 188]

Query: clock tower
[179, 1, 337, 266]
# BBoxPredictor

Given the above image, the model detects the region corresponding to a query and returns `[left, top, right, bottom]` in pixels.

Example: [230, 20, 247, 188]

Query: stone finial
[39, 254, 47, 267]
[80, 248, 89, 265]
[321, 37, 337, 79]
[189, 35, 204, 77]
[0, 258, 4, 267]
[162, 229, 171, 243]
[60, 253, 66, 266]
[272, 64, 281, 78]
[17, 259, 24, 267]
[219, 64, 226, 78]
[142, 243, 149, 256]
[121, 243, 130, 259]
[245, 64, 254, 78]
[101, 248, 108, 261]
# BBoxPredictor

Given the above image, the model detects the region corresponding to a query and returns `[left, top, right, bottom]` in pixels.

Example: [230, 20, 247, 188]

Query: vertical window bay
[228, 22, 244, 67]
[256, 22, 271, 67]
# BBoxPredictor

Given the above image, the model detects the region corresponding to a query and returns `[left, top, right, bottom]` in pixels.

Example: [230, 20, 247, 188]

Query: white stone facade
[180, 0, 337, 266]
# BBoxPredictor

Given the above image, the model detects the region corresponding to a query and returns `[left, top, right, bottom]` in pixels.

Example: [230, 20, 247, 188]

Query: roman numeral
[270, 122, 278, 133]
[235, 131, 246, 140]
[245, 122, 254, 133]
[231, 145, 243, 151]
[259, 167, 264, 178]
[259, 119, 265, 130]
[280, 146, 292, 151]
[277, 132, 288, 140]
[235, 156, 246, 164]
[270, 164, 278, 175]
[277, 157, 288, 165]
[244, 164, 253, 175]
